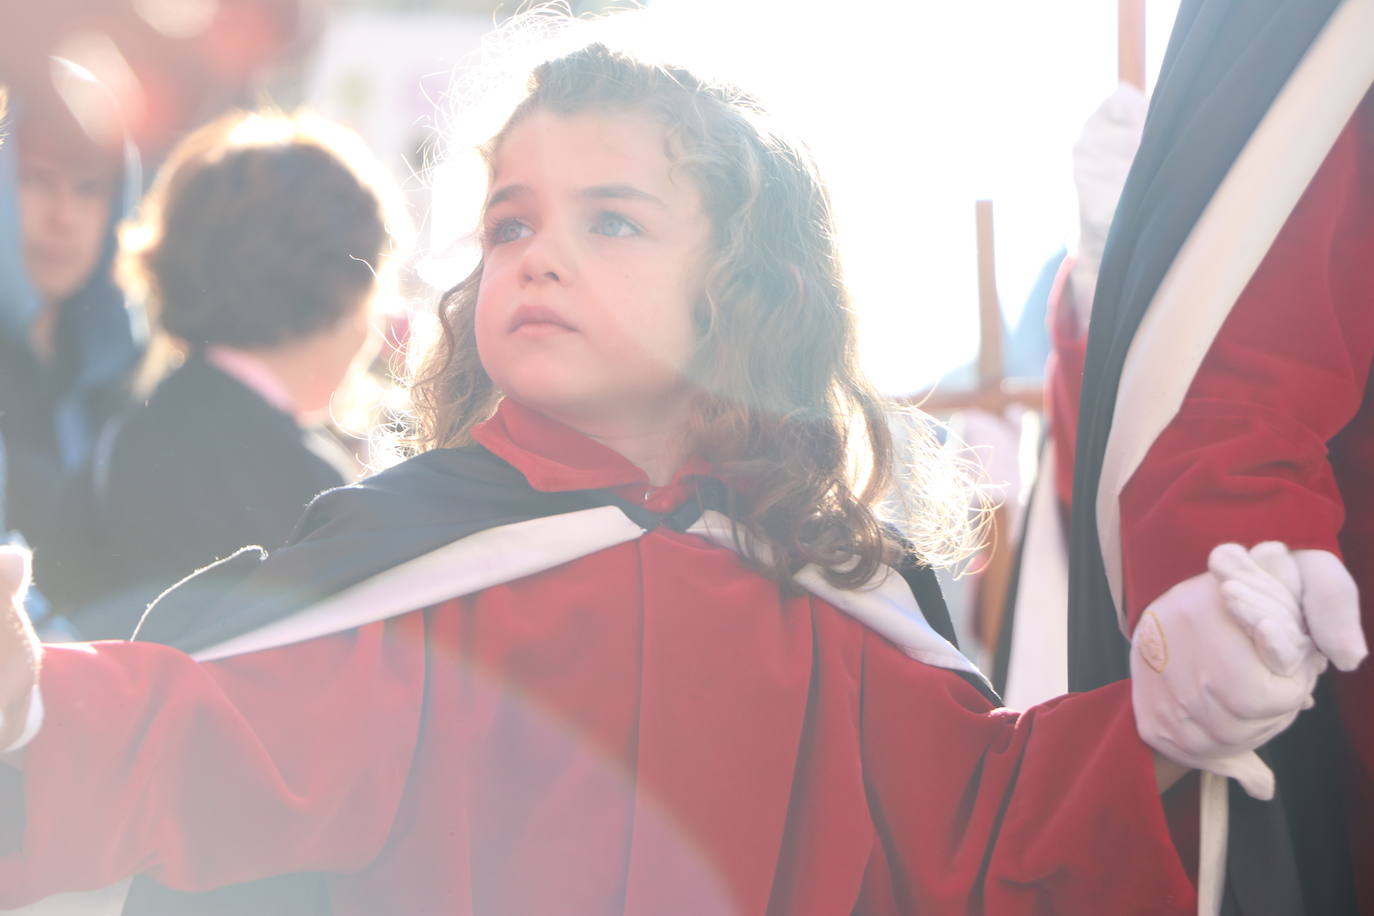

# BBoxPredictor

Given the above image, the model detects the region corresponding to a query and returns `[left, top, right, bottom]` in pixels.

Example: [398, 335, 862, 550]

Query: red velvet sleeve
[1118, 96, 1374, 624]
[859, 635, 1195, 915]
[0, 615, 425, 907]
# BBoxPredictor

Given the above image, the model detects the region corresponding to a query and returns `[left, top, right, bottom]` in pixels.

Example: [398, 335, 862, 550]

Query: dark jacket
[40, 355, 357, 640]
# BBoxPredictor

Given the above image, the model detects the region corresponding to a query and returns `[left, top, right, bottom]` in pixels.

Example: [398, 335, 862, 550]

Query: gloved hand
[1286, 550, 1364, 671]
[1068, 83, 1147, 325]
[1211, 544, 1366, 673]
[1130, 542, 1332, 800]
[0, 544, 41, 751]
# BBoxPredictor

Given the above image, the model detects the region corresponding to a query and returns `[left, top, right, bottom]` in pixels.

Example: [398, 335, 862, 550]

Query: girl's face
[475, 108, 712, 437]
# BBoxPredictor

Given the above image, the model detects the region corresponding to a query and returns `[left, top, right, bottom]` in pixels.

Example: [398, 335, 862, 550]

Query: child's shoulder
[127, 445, 516, 653]
[133, 445, 621, 655]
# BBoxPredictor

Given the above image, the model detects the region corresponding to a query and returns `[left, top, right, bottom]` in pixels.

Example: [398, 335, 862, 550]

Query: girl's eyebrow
[579, 183, 668, 209]
[485, 182, 668, 211]
[485, 183, 529, 210]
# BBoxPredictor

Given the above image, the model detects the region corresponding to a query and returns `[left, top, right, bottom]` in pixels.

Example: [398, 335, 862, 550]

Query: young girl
[0, 36, 1333, 916]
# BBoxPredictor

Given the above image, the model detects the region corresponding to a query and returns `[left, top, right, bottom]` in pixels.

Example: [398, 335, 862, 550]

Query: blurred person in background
[40, 108, 407, 641]
[0, 60, 144, 566]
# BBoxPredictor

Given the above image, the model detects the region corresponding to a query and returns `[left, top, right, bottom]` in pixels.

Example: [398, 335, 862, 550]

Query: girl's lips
[510, 305, 576, 332]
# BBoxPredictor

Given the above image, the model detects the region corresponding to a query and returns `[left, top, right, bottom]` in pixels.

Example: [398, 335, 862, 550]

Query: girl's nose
[518, 228, 572, 286]
[522, 265, 562, 284]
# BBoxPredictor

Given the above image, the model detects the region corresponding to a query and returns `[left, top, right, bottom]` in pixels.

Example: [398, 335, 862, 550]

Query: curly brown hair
[120, 110, 401, 357]
[411, 39, 979, 588]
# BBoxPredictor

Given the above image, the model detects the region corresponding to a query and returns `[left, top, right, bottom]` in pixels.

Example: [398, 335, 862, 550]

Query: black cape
[122, 443, 965, 915]
[1065, 2, 1357, 913]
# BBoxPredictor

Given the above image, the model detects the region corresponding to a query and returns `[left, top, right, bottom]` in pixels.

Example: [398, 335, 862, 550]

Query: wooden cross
[900, 200, 1043, 416]
[903, 0, 1148, 653]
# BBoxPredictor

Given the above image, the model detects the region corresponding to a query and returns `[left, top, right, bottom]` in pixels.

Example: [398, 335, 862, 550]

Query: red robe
[1118, 92, 1374, 905]
[0, 401, 1195, 914]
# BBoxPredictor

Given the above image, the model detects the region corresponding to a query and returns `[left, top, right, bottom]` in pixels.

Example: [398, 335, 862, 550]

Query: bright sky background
[640, 0, 1182, 395]
[304, 0, 1183, 396]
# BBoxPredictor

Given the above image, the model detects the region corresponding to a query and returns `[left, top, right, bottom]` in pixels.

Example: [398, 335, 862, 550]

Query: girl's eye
[590, 211, 639, 238]
[486, 218, 532, 246]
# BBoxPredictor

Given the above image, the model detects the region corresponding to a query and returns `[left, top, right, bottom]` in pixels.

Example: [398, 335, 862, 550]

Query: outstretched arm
[0, 544, 425, 907]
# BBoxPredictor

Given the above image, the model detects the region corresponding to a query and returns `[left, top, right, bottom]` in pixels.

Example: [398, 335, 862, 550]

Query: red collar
[472, 400, 714, 514]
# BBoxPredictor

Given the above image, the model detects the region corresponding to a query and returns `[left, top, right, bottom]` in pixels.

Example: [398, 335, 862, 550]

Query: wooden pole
[974, 199, 1004, 392]
[970, 199, 1014, 654]
[1118, 0, 1147, 90]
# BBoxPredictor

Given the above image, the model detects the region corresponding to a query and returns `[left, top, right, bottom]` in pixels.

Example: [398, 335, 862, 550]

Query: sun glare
[645, 0, 1179, 395]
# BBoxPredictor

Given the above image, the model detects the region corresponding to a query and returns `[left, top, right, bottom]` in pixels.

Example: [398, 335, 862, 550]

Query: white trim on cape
[193, 505, 985, 687]
[192, 505, 645, 662]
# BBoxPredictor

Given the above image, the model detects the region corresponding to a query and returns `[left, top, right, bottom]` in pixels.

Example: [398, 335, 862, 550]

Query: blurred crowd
[1, 41, 414, 642]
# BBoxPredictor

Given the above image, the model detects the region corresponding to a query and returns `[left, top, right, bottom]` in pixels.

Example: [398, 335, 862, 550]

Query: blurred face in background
[17, 130, 118, 306]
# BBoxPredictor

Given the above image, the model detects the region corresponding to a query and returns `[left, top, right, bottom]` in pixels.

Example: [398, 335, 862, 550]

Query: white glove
[1213, 544, 1367, 673]
[0, 544, 41, 751]
[1068, 83, 1147, 325]
[1291, 550, 1365, 671]
[1131, 542, 1327, 800]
